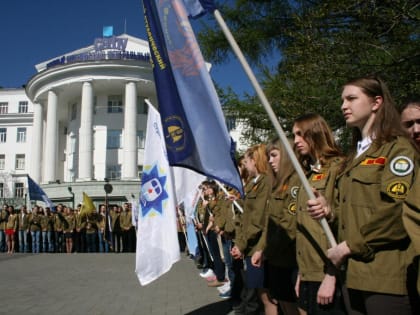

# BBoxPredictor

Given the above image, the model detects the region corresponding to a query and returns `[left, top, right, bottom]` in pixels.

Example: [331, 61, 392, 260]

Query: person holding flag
[311, 75, 418, 314]
[292, 113, 346, 315]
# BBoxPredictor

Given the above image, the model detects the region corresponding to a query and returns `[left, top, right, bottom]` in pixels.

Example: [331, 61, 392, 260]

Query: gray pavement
[0, 253, 232, 315]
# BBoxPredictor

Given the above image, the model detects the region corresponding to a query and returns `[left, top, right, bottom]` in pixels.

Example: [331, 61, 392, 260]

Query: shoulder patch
[360, 157, 387, 166]
[311, 173, 326, 181]
[386, 181, 409, 199]
[287, 202, 297, 215]
[290, 186, 299, 199]
[390, 156, 414, 176]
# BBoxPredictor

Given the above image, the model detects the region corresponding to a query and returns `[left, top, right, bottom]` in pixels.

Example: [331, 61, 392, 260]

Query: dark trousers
[207, 230, 225, 282]
[73, 230, 86, 253]
[122, 228, 135, 252]
[113, 231, 122, 253]
[348, 288, 412, 315]
[86, 232, 97, 253]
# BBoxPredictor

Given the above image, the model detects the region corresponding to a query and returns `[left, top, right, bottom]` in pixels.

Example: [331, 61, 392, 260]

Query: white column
[43, 90, 58, 183]
[122, 81, 138, 179]
[30, 103, 43, 183]
[78, 81, 94, 181]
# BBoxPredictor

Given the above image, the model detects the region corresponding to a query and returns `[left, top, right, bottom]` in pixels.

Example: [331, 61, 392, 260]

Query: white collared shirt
[356, 136, 373, 158]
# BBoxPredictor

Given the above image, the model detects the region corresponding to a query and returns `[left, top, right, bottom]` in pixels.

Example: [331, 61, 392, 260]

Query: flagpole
[212, 9, 337, 247]
[215, 180, 243, 213]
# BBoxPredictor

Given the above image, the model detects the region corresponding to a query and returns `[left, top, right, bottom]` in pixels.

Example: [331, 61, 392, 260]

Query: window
[137, 97, 148, 114]
[137, 130, 145, 149]
[226, 116, 236, 132]
[138, 165, 143, 178]
[106, 165, 121, 180]
[18, 101, 28, 113]
[15, 154, 25, 170]
[107, 95, 123, 113]
[0, 128, 6, 143]
[17, 127, 27, 143]
[0, 155, 4, 169]
[71, 103, 77, 120]
[107, 130, 122, 149]
[15, 183, 24, 198]
[0, 102, 8, 114]
[0, 183, 3, 198]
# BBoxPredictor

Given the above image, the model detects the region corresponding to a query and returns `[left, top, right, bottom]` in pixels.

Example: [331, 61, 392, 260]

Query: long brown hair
[344, 75, 405, 149]
[266, 138, 296, 190]
[293, 113, 342, 169]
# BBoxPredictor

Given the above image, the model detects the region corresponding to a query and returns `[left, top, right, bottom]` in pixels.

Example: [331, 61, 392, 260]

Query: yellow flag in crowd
[79, 192, 96, 216]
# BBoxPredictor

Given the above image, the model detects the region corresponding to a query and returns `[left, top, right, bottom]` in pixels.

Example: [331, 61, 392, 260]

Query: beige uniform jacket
[338, 136, 418, 295]
[263, 172, 300, 268]
[6, 213, 18, 230]
[296, 157, 343, 282]
[234, 173, 272, 257]
[18, 213, 29, 230]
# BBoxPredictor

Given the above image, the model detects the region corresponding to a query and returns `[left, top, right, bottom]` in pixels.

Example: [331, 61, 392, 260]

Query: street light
[67, 186, 75, 209]
[103, 182, 113, 250]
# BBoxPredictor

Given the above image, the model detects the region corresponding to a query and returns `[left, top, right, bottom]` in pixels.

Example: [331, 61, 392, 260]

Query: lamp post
[103, 181, 113, 250]
[67, 186, 75, 209]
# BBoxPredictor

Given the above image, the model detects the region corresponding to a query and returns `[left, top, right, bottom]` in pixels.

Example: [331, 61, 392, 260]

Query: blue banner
[27, 176, 55, 210]
[142, 0, 243, 196]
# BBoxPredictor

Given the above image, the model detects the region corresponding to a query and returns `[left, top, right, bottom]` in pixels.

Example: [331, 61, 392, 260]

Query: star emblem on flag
[140, 164, 168, 217]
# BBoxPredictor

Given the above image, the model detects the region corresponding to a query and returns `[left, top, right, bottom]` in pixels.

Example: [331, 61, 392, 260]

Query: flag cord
[213, 9, 337, 247]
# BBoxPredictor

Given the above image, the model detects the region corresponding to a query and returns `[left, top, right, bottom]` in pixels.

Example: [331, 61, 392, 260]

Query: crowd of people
[0, 202, 136, 254]
[1, 74, 419, 315]
[186, 75, 419, 315]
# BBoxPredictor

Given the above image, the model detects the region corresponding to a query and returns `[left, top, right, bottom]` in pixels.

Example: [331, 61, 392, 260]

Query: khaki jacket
[263, 172, 300, 268]
[120, 211, 133, 230]
[338, 136, 418, 295]
[6, 213, 18, 230]
[296, 157, 343, 282]
[18, 213, 29, 230]
[234, 173, 272, 257]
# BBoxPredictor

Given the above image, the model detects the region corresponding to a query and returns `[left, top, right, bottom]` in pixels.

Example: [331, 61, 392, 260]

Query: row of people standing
[195, 75, 418, 315]
[0, 202, 136, 254]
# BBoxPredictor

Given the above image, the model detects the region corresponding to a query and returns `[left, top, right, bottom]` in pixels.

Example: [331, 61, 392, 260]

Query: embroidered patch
[360, 157, 387, 166]
[311, 173, 326, 181]
[386, 181, 409, 199]
[390, 156, 414, 176]
[290, 186, 299, 199]
[287, 202, 297, 215]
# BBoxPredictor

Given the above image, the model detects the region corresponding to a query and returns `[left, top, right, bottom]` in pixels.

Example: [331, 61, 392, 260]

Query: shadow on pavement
[185, 299, 232, 315]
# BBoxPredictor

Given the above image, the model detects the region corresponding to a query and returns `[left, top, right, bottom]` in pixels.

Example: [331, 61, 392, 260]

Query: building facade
[0, 33, 244, 209]
[1, 34, 159, 207]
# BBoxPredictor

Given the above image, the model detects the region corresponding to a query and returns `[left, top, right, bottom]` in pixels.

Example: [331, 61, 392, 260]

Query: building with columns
[0, 32, 245, 209]
[1, 34, 159, 207]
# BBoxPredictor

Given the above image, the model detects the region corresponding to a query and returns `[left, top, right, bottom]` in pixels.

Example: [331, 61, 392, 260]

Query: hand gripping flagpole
[215, 180, 243, 213]
[212, 9, 337, 247]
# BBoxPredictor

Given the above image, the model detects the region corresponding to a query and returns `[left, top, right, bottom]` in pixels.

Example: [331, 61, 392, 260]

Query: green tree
[199, 0, 420, 147]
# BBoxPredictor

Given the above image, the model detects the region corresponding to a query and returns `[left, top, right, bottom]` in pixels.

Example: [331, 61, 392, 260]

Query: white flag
[135, 102, 180, 286]
[173, 166, 206, 221]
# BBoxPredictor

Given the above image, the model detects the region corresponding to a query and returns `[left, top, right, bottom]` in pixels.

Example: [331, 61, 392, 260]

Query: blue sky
[0, 0, 255, 96]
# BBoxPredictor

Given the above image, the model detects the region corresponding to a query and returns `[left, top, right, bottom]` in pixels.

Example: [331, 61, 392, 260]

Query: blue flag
[27, 175, 55, 210]
[182, 0, 216, 18]
[142, 0, 243, 196]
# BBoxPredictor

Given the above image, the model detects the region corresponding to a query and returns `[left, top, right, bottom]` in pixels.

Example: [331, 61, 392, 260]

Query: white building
[1, 34, 157, 207]
[0, 32, 244, 208]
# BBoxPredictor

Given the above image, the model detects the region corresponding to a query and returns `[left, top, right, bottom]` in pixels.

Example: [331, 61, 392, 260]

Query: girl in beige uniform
[312, 75, 417, 314]
[231, 144, 273, 315]
[262, 138, 300, 315]
[293, 113, 346, 315]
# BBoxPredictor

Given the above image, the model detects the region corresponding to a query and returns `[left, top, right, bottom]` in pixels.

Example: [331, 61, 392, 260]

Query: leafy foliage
[199, 0, 420, 149]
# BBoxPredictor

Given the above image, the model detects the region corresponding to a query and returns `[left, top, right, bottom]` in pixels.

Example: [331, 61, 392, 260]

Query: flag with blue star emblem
[142, 0, 243, 197]
[136, 101, 180, 286]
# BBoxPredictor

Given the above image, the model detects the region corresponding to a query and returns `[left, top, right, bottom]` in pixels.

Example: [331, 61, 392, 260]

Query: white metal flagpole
[212, 9, 337, 247]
